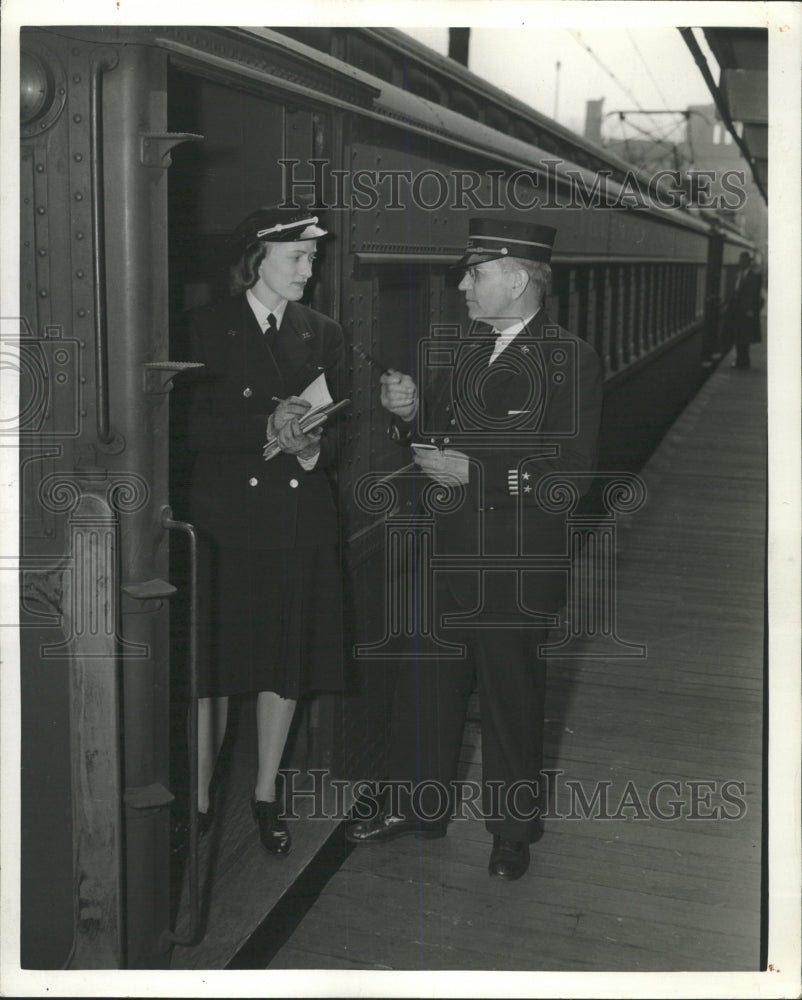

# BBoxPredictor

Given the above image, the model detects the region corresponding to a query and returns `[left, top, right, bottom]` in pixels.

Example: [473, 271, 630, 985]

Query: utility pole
[553, 60, 561, 120]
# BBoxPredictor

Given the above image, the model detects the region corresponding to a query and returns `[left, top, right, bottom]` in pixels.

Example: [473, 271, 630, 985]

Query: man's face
[257, 240, 318, 303]
[458, 260, 517, 323]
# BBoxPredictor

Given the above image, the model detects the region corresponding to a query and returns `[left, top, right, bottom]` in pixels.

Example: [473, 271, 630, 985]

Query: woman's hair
[229, 241, 271, 295]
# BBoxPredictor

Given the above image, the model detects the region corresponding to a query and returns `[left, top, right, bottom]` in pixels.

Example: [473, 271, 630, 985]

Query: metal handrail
[160, 507, 201, 947]
[89, 50, 118, 445]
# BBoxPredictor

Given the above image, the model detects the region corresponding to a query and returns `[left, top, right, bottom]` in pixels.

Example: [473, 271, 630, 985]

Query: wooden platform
[265, 344, 767, 972]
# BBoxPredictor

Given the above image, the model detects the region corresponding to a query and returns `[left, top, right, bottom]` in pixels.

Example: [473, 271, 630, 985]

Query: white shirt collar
[489, 308, 540, 364]
[246, 288, 289, 331]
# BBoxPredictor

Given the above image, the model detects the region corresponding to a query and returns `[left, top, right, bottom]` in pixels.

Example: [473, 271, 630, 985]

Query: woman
[182, 205, 344, 855]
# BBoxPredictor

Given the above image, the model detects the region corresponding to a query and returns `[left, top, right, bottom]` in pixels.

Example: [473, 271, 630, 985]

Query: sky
[402, 26, 718, 143]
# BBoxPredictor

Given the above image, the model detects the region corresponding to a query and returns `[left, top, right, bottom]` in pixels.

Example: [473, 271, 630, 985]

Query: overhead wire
[569, 28, 666, 142]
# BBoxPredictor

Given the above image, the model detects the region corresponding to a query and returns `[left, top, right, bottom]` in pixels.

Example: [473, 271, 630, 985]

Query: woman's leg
[197, 695, 229, 814]
[254, 690, 297, 802]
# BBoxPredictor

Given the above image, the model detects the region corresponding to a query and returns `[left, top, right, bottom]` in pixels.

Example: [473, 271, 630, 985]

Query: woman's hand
[277, 420, 323, 458]
[269, 396, 311, 436]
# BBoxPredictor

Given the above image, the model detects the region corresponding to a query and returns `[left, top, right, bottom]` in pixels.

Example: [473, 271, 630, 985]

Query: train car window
[405, 68, 443, 104]
[619, 267, 632, 367]
[344, 33, 397, 83]
[484, 108, 510, 134]
[608, 265, 620, 373]
[450, 91, 480, 120]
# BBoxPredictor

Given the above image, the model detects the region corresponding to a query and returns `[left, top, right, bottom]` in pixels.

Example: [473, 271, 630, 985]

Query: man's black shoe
[488, 836, 530, 880]
[344, 810, 447, 845]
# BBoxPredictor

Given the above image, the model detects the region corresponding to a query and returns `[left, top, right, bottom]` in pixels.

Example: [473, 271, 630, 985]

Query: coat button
[249, 477, 258, 486]
[289, 478, 299, 488]
[243, 387, 252, 398]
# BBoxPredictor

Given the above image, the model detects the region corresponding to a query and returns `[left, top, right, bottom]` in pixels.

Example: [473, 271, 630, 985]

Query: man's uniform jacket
[393, 309, 603, 618]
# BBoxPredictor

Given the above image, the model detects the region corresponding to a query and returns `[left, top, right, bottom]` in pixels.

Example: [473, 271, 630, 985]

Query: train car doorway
[163, 61, 346, 962]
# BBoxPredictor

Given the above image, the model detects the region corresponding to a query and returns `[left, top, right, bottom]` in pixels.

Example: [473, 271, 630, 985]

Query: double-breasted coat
[386, 309, 603, 839]
[393, 308, 604, 615]
[177, 294, 345, 699]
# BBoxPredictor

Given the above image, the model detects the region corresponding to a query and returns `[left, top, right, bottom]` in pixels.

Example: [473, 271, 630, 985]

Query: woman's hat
[230, 203, 328, 255]
[455, 217, 557, 267]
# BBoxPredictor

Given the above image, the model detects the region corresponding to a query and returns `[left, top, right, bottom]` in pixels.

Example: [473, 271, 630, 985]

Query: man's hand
[412, 446, 470, 486]
[380, 370, 418, 422]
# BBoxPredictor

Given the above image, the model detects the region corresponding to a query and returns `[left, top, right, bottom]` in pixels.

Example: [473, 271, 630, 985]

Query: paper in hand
[298, 372, 333, 412]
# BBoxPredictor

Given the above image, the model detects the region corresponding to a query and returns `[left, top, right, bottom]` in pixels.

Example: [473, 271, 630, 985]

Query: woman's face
[254, 240, 318, 306]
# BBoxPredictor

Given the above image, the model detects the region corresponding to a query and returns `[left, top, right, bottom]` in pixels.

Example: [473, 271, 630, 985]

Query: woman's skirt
[196, 540, 343, 700]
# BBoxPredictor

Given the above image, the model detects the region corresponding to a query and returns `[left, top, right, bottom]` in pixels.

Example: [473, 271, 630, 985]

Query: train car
[17, 23, 753, 969]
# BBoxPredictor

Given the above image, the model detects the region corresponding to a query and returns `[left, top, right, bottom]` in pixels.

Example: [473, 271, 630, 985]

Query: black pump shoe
[251, 797, 291, 856]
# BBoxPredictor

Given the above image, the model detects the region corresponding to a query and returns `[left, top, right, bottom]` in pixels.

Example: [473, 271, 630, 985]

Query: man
[729, 251, 764, 369]
[345, 217, 603, 880]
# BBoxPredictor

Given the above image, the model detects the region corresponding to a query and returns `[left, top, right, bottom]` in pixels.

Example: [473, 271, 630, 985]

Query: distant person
[345, 217, 603, 881]
[181, 204, 345, 856]
[730, 251, 764, 369]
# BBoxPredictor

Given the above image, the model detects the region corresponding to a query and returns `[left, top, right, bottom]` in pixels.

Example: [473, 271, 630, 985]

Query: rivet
[80, 409, 87, 417]
[77, 308, 87, 317]
[37, 248, 47, 257]
[76, 232, 84, 240]
[74, 153, 83, 162]
[76, 269, 85, 278]
[72, 74, 81, 83]
[58, 87, 65, 96]
[37, 206, 46, 215]
[78, 340, 85, 348]
[79, 376, 87, 384]
[56, 373, 67, 384]
[73, 114, 82, 123]
[24, 197, 30, 204]
[39, 289, 48, 298]
[35, 164, 44, 173]
[74, 192, 83, 201]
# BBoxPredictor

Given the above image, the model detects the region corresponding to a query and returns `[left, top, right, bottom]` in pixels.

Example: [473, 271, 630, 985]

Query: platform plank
[267, 344, 766, 972]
